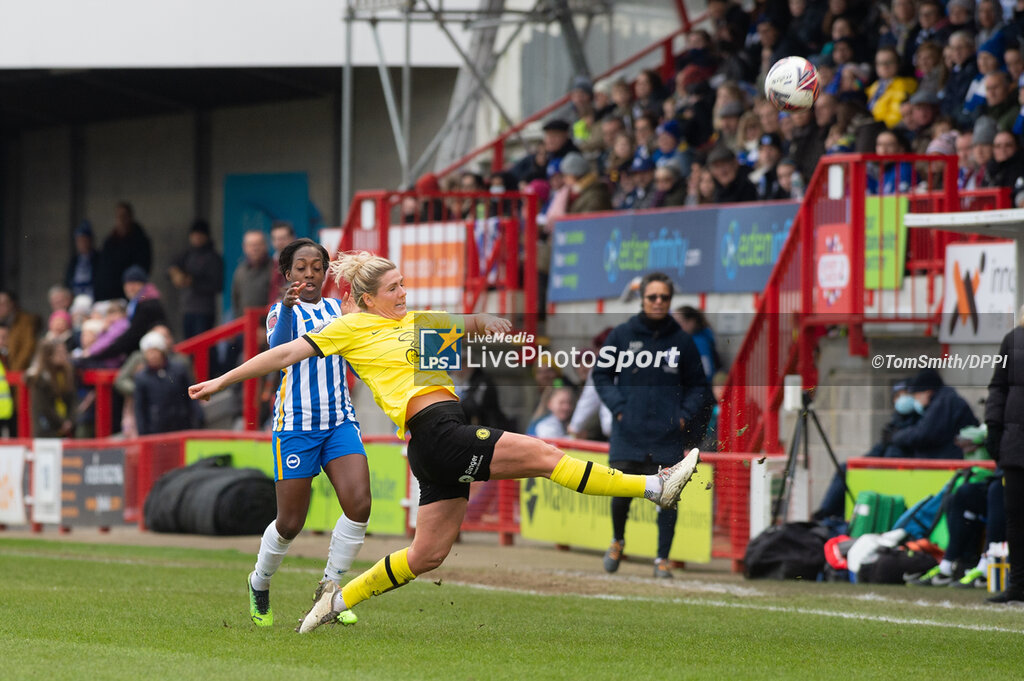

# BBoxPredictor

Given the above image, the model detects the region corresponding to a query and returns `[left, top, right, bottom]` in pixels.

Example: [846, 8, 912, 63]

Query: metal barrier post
[242, 308, 262, 429]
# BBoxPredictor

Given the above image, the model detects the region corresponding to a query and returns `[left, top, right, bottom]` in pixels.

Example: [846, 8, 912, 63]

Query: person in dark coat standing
[64, 220, 100, 298]
[592, 272, 714, 578]
[168, 219, 224, 339]
[985, 310, 1024, 603]
[892, 368, 979, 459]
[93, 201, 153, 302]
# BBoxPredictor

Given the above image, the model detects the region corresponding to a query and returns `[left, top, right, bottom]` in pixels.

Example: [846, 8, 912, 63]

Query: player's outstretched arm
[189, 337, 316, 401]
[465, 313, 512, 336]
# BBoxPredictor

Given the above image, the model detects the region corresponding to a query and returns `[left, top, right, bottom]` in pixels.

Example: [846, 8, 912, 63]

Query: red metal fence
[330, 189, 540, 336]
[720, 154, 1010, 455]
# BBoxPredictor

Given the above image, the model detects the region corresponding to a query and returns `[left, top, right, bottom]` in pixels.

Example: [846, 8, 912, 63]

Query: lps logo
[285, 454, 301, 470]
[418, 326, 463, 370]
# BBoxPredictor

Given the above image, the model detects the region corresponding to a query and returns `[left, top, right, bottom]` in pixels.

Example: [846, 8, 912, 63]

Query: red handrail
[720, 154, 1010, 455]
[435, 10, 709, 180]
[331, 189, 540, 336]
[6, 307, 268, 438]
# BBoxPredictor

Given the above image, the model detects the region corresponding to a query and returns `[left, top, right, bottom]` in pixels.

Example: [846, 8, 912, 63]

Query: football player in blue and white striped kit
[246, 237, 367, 628]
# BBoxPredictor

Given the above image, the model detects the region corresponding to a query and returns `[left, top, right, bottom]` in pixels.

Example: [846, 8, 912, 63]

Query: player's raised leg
[488, 431, 699, 509]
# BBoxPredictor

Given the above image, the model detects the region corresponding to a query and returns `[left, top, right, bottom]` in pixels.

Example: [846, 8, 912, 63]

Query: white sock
[644, 475, 662, 498]
[251, 522, 292, 591]
[323, 514, 368, 584]
[938, 559, 954, 576]
[332, 590, 348, 611]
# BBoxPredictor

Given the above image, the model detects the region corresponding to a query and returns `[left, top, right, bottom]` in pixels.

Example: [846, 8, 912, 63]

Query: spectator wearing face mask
[813, 379, 924, 520]
[892, 368, 979, 459]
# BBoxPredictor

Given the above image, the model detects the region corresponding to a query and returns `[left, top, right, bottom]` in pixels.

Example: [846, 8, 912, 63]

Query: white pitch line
[450, 581, 1024, 635]
[7, 547, 1023, 632]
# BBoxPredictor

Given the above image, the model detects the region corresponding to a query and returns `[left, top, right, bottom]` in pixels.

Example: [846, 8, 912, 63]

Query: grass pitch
[1, 537, 1022, 680]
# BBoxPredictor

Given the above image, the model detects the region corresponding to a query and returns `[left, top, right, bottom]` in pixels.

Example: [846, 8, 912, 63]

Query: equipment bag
[848, 491, 906, 538]
[857, 545, 938, 584]
[743, 522, 830, 580]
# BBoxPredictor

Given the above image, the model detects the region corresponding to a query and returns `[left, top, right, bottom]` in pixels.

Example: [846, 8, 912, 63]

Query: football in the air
[764, 56, 820, 112]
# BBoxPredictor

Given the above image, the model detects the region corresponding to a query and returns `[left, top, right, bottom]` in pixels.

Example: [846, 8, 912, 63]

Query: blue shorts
[272, 421, 366, 481]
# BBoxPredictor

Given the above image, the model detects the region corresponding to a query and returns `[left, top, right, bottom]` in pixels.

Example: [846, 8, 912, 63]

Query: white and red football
[764, 56, 820, 112]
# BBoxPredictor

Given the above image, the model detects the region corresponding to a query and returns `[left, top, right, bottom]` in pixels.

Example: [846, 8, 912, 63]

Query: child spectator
[750, 133, 783, 199]
[532, 386, 577, 439]
[46, 310, 73, 351]
[736, 110, 763, 166]
[915, 41, 949, 100]
[26, 338, 76, 438]
[773, 158, 805, 200]
[608, 78, 635, 131]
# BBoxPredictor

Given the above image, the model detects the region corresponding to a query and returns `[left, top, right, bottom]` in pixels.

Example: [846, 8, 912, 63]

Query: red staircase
[719, 154, 1010, 455]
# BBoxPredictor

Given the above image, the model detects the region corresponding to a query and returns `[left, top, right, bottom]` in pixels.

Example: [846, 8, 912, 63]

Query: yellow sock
[549, 455, 646, 497]
[340, 548, 416, 610]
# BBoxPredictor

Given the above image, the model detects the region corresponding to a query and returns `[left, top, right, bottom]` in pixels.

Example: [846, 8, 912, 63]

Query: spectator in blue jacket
[892, 368, 979, 459]
[592, 272, 714, 579]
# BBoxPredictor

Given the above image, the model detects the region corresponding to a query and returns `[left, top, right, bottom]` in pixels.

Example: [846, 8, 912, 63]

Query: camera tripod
[771, 389, 853, 525]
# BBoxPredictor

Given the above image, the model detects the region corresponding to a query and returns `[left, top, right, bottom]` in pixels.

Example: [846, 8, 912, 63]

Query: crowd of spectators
[0, 202, 298, 439]
[434, 0, 1024, 225]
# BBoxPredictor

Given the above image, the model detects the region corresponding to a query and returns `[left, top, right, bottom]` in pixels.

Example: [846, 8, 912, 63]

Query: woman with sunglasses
[190, 252, 701, 632]
[591, 272, 714, 579]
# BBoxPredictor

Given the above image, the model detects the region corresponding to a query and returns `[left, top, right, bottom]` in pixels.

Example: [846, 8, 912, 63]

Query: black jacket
[93, 223, 153, 301]
[713, 168, 759, 204]
[171, 243, 224, 316]
[891, 385, 978, 459]
[943, 61, 979, 122]
[986, 326, 1024, 469]
[592, 314, 714, 464]
[134, 359, 203, 435]
[984, 152, 1024, 190]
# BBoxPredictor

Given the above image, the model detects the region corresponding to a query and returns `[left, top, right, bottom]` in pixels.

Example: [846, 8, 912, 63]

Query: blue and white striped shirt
[266, 298, 357, 431]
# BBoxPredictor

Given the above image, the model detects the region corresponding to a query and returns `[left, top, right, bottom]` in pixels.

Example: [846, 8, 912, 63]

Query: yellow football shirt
[303, 310, 464, 439]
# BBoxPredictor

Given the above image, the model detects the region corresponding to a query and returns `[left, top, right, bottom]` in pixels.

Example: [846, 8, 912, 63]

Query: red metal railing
[331, 189, 540, 335]
[6, 307, 267, 438]
[720, 154, 1010, 455]
[434, 10, 708, 180]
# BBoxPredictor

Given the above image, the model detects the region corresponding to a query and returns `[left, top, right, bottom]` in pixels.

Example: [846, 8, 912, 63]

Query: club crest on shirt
[476, 428, 490, 440]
